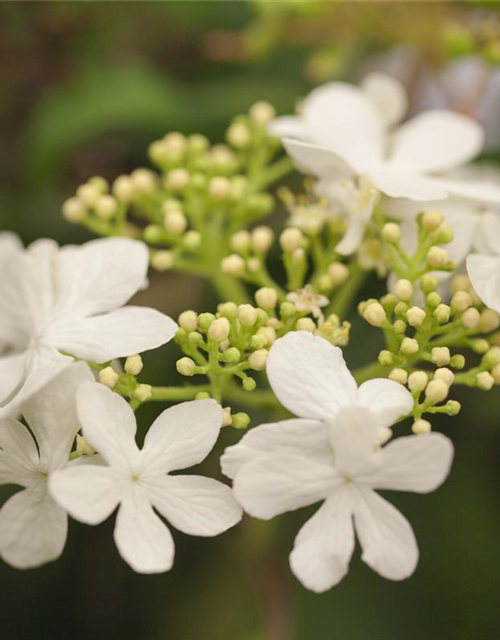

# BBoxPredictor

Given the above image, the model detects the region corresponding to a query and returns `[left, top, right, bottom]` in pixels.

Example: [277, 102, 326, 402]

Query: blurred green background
[0, 2, 499, 639]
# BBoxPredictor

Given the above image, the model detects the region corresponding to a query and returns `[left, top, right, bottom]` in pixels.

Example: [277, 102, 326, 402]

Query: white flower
[467, 252, 500, 313]
[281, 79, 500, 205]
[0, 362, 93, 568]
[49, 383, 242, 574]
[286, 285, 329, 318]
[221, 332, 453, 592]
[0, 237, 177, 416]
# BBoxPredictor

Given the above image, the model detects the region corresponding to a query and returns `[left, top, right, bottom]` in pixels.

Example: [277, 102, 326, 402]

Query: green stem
[253, 156, 295, 191]
[328, 269, 368, 318]
[353, 361, 389, 384]
[148, 385, 210, 402]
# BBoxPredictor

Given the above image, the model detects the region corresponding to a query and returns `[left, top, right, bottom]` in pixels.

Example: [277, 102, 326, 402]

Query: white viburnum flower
[286, 285, 328, 318]
[281, 79, 500, 209]
[0, 237, 177, 417]
[221, 332, 454, 592]
[49, 383, 243, 574]
[0, 362, 93, 568]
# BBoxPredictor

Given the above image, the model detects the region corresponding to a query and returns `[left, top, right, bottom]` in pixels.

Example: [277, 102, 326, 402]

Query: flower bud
[166, 168, 190, 191]
[280, 301, 296, 318]
[133, 384, 152, 403]
[178, 310, 198, 332]
[222, 407, 232, 427]
[408, 371, 428, 392]
[434, 367, 454, 387]
[221, 254, 245, 276]
[255, 287, 278, 310]
[242, 377, 257, 391]
[412, 419, 431, 435]
[208, 317, 231, 342]
[378, 350, 394, 366]
[176, 357, 196, 376]
[197, 313, 215, 331]
[95, 195, 118, 220]
[363, 302, 386, 327]
[445, 400, 461, 415]
[389, 368, 408, 384]
[377, 427, 393, 445]
[422, 210, 443, 231]
[251, 226, 274, 253]
[328, 262, 349, 286]
[163, 209, 187, 235]
[209, 176, 231, 200]
[99, 366, 119, 389]
[238, 304, 258, 327]
[249, 348, 268, 371]
[125, 354, 143, 376]
[426, 292, 442, 309]
[461, 307, 480, 329]
[151, 251, 174, 272]
[231, 230, 251, 253]
[425, 379, 449, 403]
[77, 183, 101, 207]
[218, 302, 238, 319]
[226, 122, 251, 148]
[400, 337, 419, 355]
[451, 274, 471, 294]
[249, 101, 276, 125]
[113, 175, 135, 202]
[479, 309, 500, 333]
[183, 230, 202, 250]
[427, 246, 448, 267]
[433, 304, 451, 324]
[420, 273, 438, 294]
[431, 346, 450, 367]
[451, 291, 472, 312]
[223, 347, 241, 364]
[232, 412, 250, 429]
[476, 371, 494, 391]
[393, 319, 407, 334]
[280, 228, 303, 252]
[381, 222, 401, 243]
[491, 363, 500, 384]
[257, 325, 276, 346]
[296, 318, 316, 332]
[406, 306, 426, 327]
[394, 279, 413, 301]
[76, 434, 96, 456]
[450, 354, 465, 369]
[62, 197, 86, 223]
[470, 338, 489, 354]
[131, 169, 157, 193]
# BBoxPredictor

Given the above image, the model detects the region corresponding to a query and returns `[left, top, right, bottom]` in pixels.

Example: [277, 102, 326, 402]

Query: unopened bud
[433, 304, 451, 324]
[178, 310, 198, 332]
[249, 348, 268, 371]
[296, 317, 316, 332]
[451, 291, 472, 312]
[400, 337, 419, 355]
[251, 226, 274, 253]
[113, 175, 135, 202]
[406, 306, 426, 327]
[328, 262, 349, 286]
[164, 209, 187, 235]
[238, 304, 258, 327]
[389, 368, 408, 384]
[412, 419, 431, 435]
[394, 279, 413, 302]
[249, 101, 276, 125]
[99, 366, 119, 389]
[363, 302, 386, 327]
[176, 357, 196, 376]
[381, 222, 401, 243]
[425, 379, 449, 403]
[280, 228, 303, 252]
[378, 350, 394, 366]
[434, 367, 454, 387]
[133, 384, 152, 403]
[408, 371, 428, 392]
[221, 254, 245, 276]
[62, 197, 86, 223]
[476, 371, 494, 391]
[427, 246, 448, 267]
[125, 354, 143, 376]
[95, 195, 118, 220]
[232, 412, 250, 429]
[461, 307, 480, 329]
[151, 251, 174, 272]
[255, 287, 278, 310]
[422, 210, 443, 231]
[231, 230, 251, 253]
[479, 309, 500, 333]
[431, 346, 450, 367]
[167, 168, 190, 191]
[209, 176, 231, 200]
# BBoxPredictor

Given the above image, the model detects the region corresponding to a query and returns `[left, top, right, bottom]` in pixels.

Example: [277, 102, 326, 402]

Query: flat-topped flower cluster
[1, 72, 500, 592]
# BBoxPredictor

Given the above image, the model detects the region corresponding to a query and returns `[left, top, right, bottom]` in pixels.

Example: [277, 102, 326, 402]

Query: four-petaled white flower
[0, 237, 177, 416]
[49, 383, 243, 574]
[286, 285, 329, 318]
[221, 332, 454, 592]
[0, 362, 93, 568]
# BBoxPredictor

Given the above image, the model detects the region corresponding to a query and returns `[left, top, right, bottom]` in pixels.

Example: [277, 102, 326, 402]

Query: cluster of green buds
[61, 102, 293, 302]
[359, 267, 500, 433]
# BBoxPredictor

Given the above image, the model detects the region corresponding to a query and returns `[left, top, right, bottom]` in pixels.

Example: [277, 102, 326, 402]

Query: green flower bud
[232, 412, 251, 429]
[188, 331, 204, 346]
[143, 225, 163, 243]
[426, 292, 442, 309]
[445, 400, 461, 416]
[197, 313, 216, 331]
[393, 319, 407, 334]
[195, 391, 211, 400]
[420, 273, 438, 294]
[251, 334, 268, 350]
[223, 347, 241, 364]
[378, 350, 394, 366]
[449, 354, 465, 370]
[242, 377, 257, 391]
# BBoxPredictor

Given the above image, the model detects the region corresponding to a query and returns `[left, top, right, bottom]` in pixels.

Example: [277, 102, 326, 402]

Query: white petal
[114, 486, 174, 574]
[0, 418, 40, 486]
[76, 382, 139, 469]
[267, 116, 308, 140]
[289, 485, 355, 592]
[266, 332, 357, 421]
[283, 139, 354, 181]
[0, 481, 67, 569]
[48, 464, 124, 525]
[233, 452, 339, 520]
[221, 418, 331, 480]
[371, 169, 448, 201]
[335, 217, 369, 256]
[45, 306, 177, 363]
[466, 254, 500, 312]
[21, 362, 93, 471]
[142, 399, 222, 474]
[144, 474, 242, 536]
[390, 111, 484, 173]
[473, 211, 500, 256]
[302, 82, 384, 170]
[0, 347, 73, 418]
[0, 352, 28, 409]
[361, 72, 408, 127]
[357, 378, 413, 428]
[433, 177, 500, 205]
[55, 238, 149, 316]
[328, 406, 380, 477]
[363, 433, 454, 493]
[353, 485, 418, 580]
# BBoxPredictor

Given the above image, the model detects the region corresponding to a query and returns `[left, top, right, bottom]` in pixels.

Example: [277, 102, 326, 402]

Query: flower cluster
[1, 71, 499, 593]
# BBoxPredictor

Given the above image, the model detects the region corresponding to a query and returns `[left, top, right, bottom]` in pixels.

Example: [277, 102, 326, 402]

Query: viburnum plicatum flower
[49, 383, 242, 574]
[221, 332, 454, 592]
[286, 284, 328, 318]
[0, 362, 93, 568]
[467, 252, 500, 314]
[0, 237, 177, 416]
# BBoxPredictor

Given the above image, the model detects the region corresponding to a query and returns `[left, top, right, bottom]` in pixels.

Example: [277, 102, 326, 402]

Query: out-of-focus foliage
[0, 2, 499, 640]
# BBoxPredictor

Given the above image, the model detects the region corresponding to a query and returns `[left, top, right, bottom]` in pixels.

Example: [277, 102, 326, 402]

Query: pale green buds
[412, 419, 431, 434]
[363, 302, 386, 327]
[133, 384, 152, 403]
[255, 287, 278, 310]
[242, 377, 257, 391]
[178, 310, 198, 332]
[408, 371, 428, 392]
[238, 304, 258, 327]
[232, 412, 251, 429]
[394, 279, 413, 302]
[425, 379, 449, 403]
[400, 337, 419, 355]
[99, 366, 119, 389]
[381, 222, 401, 243]
[125, 354, 143, 376]
[431, 347, 450, 367]
[389, 368, 408, 384]
[249, 349, 268, 371]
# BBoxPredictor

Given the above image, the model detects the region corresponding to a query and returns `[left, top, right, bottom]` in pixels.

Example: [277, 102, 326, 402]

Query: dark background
[0, 3, 499, 639]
